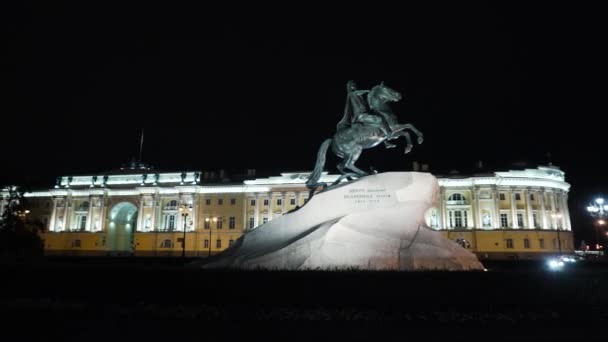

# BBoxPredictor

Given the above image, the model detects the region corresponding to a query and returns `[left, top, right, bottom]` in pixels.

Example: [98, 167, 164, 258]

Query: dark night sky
[1, 4, 605, 242]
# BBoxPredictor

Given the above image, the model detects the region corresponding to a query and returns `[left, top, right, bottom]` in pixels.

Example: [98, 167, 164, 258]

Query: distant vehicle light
[548, 259, 565, 270]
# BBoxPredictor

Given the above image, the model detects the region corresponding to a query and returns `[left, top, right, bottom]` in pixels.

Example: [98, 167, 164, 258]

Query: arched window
[160, 239, 173, 248]
[78, 201, 90, 211]
[448, 193, 465, 202]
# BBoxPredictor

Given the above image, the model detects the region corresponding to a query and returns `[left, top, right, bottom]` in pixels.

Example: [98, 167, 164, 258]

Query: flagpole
[139, 129, 145, 162]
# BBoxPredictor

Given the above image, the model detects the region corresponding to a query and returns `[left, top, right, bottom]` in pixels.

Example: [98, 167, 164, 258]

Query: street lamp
[15, 209, 30, 219]
[178, 203, 193, 259]
[586, 197, 608, 250]
[205, 216, 217, 257]
[597, 220, 606, 251]
[551, 212, 563, 255]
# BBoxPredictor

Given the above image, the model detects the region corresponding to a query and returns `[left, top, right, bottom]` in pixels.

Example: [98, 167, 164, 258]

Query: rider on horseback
[344, 80, 396, 148]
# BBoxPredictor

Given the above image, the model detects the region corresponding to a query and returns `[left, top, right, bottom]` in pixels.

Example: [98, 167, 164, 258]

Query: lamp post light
[205, 217, 217, 257]
[597, 220, 606, 251]
[551, 212, 563, 256]
[16, 209, 30, 219]
[586, 197, 608, 250]
[178, 203, 193, 259]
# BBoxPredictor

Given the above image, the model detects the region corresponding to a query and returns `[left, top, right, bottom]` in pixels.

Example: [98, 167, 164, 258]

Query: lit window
[500, 213, 508, 228]
[168, 215, 175, 230]
[448, 193, 465, 201]
[229, 217, 235, 229]
[78, 215, 87, 230]
[453, 211, 463, 228]
[506, 239, 514, 249]
[517, 213, 524, 227]
[163, 215, 176, 231]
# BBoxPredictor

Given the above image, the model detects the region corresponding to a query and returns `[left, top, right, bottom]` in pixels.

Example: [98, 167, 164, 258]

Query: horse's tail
[306, 138, 332, 190]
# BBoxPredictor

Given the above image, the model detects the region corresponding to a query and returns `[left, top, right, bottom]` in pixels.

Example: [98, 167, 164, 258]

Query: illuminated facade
[0, 165, 573, 259]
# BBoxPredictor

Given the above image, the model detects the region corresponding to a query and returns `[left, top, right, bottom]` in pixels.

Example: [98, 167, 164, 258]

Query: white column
[525, 189, 533, 229]
[281, 192, 287, 214]
[86, 196, 94, 231]
[492, 189, 500, 228]
[254, 194, 260, 227]
[242, 195, 247, 231]
[510, 189, 518, 229]
[267, 194, 274, 221]
[150, 194, 157, 231]
[64, 196, 72, 230]
[439, 188, 446, 229]
[557, 193, 566, 229]
[48, 197, 59, 232]
[137, 195, 145, 232]
[100, 196, 107, 232]
[192, 194, 199, 232]
[474, 188, 481, 229]
[540, 190, 548, 229]
[549, 191, 557, 228]
[561, 193, 572, 230]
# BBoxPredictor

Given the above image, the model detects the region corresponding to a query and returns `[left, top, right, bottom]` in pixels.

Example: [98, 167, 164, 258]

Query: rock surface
[202, 172, 484, 271]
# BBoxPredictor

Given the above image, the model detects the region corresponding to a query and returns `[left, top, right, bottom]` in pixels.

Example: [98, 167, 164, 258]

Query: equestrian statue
[305, 80, 423, 197]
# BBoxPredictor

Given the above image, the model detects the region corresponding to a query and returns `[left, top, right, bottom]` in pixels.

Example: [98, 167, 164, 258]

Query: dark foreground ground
[2, 257, 608, 340]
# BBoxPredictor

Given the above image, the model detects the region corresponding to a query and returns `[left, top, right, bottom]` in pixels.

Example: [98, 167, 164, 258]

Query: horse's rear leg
[345, 147, 367, 177]
[401, 124, 424, 144]
[390, 131, 413, 154]
[337, 160, 347, 174]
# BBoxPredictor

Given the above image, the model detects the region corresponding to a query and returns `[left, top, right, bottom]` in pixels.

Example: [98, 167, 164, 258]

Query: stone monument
[201, 81, 484, 271]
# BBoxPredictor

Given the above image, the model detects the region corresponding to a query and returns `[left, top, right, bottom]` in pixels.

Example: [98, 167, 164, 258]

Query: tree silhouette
[0, 186, 44, 260]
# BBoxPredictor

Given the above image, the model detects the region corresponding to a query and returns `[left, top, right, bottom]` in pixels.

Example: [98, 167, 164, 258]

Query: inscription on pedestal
[343, 188, 391, 205]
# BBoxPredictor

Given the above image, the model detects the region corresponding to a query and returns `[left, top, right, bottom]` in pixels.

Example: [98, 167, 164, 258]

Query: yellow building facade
[0, 165, 573, 260]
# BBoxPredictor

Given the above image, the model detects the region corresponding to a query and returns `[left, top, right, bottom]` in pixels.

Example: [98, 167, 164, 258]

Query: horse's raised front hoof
[417, 136, 424, 144]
